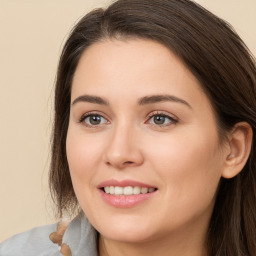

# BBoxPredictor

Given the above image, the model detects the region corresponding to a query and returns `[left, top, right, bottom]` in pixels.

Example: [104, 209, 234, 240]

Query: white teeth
[123, 186, 133, 195]
[114, 186, 123, 195]
[141, 187, 148, 194]
[105, 186, 110, 194]
[110, 186, 115, 195]
[103, 186, 156, 195]
[133, 186, 140, 195]
[148, 188, 156, 193]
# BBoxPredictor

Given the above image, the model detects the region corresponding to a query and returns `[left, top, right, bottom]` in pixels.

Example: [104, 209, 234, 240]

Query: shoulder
[0, 222, 61, 256]
[62, 213, 98, 256]
[0, 213, 98, 256]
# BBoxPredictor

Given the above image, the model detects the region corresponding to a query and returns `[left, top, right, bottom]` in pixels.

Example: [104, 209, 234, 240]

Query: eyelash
[78, 111, 178, 128]
[78, 111, 109, 128]
[147, 111, 178, 127]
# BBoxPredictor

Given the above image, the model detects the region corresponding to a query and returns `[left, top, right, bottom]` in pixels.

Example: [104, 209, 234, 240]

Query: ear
[222, 122, 253, 179]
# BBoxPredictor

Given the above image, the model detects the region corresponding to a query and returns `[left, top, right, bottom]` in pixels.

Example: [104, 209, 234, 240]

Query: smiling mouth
[102, 186, 157, 196]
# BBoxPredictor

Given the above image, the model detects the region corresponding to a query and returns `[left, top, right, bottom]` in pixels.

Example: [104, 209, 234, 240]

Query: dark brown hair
[49, 0, 256, 255]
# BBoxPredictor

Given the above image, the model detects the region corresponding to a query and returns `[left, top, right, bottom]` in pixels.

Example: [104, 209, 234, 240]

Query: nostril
[124, 161, 134, 165]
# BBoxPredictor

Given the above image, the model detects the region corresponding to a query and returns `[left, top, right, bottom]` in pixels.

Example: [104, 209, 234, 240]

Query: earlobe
[221, 122, 253, 179]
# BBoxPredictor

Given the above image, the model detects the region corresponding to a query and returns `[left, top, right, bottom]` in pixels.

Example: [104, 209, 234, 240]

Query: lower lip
[99, 189, 156, 208]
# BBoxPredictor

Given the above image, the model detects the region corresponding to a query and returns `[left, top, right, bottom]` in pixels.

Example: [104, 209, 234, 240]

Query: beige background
[0, 0, 255, 242]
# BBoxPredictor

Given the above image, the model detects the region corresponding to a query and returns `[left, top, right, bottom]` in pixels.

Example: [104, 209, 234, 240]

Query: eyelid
[78, 110, 178, 128]
[146, 110, 178, 126]
[79, 111, 110, 127]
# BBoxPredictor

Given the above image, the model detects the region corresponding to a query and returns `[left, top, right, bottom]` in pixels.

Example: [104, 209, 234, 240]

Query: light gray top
[0, 213, 98, 256]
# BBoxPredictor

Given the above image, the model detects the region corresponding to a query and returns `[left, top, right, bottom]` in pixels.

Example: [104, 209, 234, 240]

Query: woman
[1, 0, 255, 255]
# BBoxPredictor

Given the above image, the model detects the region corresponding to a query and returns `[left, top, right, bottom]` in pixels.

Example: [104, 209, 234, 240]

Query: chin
[100, 227, 155, 243]
[94, 215, 157, 243]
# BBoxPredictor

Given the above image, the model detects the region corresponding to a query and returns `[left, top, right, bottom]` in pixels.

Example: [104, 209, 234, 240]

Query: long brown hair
[49, 0, 256, 255]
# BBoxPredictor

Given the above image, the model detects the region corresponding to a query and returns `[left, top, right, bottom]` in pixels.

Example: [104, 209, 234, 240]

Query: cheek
[66, 128, 108, 216]
[146, 127, 222, 206]
[66, 129, 103, 186]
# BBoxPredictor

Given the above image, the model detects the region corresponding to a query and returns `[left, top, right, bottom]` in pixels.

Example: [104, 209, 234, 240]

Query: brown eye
[153, 115, 166, 125]
[80, 114, 108, 127]
[148, 113, 177, 126]
[89, 115, 102, 125]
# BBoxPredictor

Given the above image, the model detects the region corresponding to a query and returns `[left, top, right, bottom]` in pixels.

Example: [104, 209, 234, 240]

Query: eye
[147, 112, 178, 126]
[79, 112, 109, 127]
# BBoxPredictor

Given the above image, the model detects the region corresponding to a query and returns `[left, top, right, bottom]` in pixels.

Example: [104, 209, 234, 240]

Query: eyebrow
[72, 94, 191, 109]
[138, 95, 192, 108]
[72, 95, 109, 105]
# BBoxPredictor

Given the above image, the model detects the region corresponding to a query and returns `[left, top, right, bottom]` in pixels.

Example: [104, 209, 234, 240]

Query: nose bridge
[104, 119, 143, 169]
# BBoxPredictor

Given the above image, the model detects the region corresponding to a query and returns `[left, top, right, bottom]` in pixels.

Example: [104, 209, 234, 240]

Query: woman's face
[66, 39, 227, 244]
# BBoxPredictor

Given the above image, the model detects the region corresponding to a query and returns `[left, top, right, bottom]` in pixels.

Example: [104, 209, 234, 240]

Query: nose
[103, 124, 144, 169]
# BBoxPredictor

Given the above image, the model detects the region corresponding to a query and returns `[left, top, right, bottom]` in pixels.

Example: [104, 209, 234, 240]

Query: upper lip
[97, 179, 157, 189]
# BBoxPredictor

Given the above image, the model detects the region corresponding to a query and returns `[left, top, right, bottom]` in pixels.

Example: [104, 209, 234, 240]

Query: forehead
[73, 39, 193, 81]
[71, 39, 207, 107]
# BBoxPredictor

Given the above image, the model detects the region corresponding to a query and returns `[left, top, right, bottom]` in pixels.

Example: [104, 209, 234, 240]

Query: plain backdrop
[0, 0, 255, 242]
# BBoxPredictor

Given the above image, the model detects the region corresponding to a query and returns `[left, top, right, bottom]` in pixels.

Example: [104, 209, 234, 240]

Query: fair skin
[66, 39, 252, 256]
